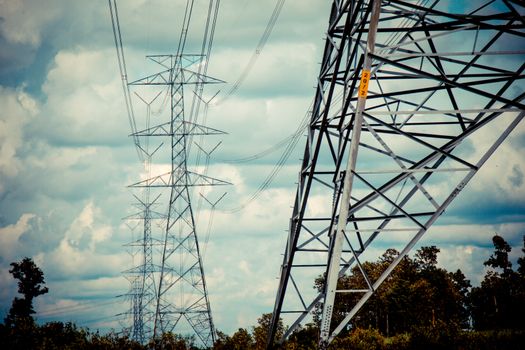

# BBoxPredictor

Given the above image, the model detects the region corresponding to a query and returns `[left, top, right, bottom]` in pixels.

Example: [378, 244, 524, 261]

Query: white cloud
[465, 117, 525, 201]
[437, 244, 492, 286]
[34, 47, 129, 146]
[37, 201, 125, 280]
[0, 0, 523, 339]
[65, 201, 112, 250]
[0, 213, 36, 261]
[33, 276, 129, 329]
[209, 42, 319, 97]
[0, 0, 60, 46]
[238, 260, 251, 275]
[0, 87, 38, 179]
[0, 213, 44, 313]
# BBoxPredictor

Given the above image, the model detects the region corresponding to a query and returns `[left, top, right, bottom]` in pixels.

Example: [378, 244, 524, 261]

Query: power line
[36, 298, 121, 318]
[108, 0, 143, 163]
[213, 0, 287, 105]
[220, 88, 352, 213]
[221, 133, 298, 164]
[223, 101, 312, 213]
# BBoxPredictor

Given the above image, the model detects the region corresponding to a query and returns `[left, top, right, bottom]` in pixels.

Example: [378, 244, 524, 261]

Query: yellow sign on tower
[358, 69, 371, 98]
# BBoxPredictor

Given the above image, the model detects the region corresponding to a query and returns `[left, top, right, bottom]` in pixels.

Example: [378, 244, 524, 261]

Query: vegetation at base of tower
[1, 234, 524, 349]
[312, 245, 472, 336]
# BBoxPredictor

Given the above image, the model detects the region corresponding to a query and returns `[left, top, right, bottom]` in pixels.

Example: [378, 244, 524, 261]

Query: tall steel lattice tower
[267, 0, 525, 348]
[127, 54, 227, 347]
[111, 1, 227, 347]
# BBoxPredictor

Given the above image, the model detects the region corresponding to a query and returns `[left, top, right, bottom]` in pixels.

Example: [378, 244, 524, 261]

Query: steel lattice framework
[268, 0, 525, 348]
[111, 0, 227, 346]
[126, 54, 228, 347]
[122, 190, 164, 344]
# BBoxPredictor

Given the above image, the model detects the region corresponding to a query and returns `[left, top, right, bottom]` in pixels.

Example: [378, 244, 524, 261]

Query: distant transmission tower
[127, 54, 227, 347]
[268, 0, 524, 348]
[123, 177, 165, 343]
[110, 1, 227, 347]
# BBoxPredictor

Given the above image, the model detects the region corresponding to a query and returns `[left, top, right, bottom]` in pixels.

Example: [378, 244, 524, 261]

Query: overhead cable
[213, 0, 286, 105]
[223, 101, 312, 213]
[36, 298, 120, 318]
[108, 0, 143, 163]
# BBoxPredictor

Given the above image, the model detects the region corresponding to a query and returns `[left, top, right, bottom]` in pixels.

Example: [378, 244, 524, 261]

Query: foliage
[4, 257, 49, 327]
[0, 320, 147, 350]
[214, 328, 254, 350]
[36, 322, 88, 349]
[517, 235, 525, 276]
[0, 316, 39, 350]
[148, 332, 197, 350]
[483, 235, 513, 274]
[252, 313, 285, 350]
[470, 234, 525, 331]
[2, 236, 524, 349]
[314, 246, 470, 337]
[213, 313, 286, 350]
[286, 323, 318, 350]
[456, 329, 525, 350]
[384, 332, 410, 349]
[408, 319, 460, 350]
[328, 327, 386, 350]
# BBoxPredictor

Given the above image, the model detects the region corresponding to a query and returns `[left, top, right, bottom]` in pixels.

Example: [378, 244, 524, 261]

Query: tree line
[1, 234, 524, 349]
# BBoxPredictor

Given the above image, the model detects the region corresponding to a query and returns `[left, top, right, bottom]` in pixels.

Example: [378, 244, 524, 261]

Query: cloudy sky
[0, 0, 524, 337]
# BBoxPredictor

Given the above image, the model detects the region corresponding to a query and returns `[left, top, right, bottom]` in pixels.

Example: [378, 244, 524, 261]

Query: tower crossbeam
[267, 0, 525, 348]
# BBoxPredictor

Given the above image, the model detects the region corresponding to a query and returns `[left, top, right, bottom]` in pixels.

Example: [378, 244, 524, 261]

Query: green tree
[148, 332, 195, 350]
[253, 313, 285, 350]
[414, 246, 440, 271]
[517, 235, 525, 277]
[37, 321, 91, 349]
[1, 257, 49, 349]
[314, 247, 469, 337]
[484, 234, 513, 275]
[233, 328, 255, 349]
[4, 257, 49, 327]
[449, 269, 471, 329]
[214, 328, 255, 350]
[213, 331, 231, 350]
[470, 234, 525, 331]
[286, 323, 318, 349]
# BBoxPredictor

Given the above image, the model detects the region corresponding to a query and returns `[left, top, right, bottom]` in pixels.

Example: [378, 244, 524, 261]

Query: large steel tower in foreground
[268, 0, 525, 348]
[110, 1, 227, 347]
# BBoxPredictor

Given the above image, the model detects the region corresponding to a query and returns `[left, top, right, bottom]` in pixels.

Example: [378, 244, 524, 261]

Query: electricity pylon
[267, 0, 525, 348]
[109, 0, 226, 344]
[123, 53, 228, 348]
[122, 191, 165, 343]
